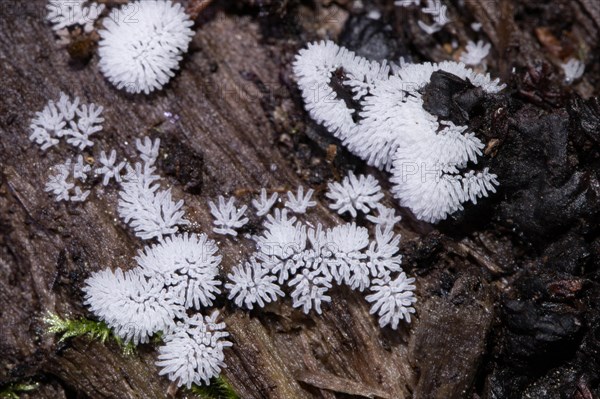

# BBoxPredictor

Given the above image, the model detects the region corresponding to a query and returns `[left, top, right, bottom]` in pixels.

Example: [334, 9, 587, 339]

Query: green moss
[0, 381, 39, 399]
[189, 376, 239, 399]
[43, 312, 135, 355]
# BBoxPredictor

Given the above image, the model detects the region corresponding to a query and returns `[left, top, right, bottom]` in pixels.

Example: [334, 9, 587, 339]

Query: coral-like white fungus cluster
[73, 133, 228, 387]
[209, 185, 319, 237]
[136, 233, 222, 310]
[98, 0, 195, 94]
[157, 312, 232, 387]
[83, 267, 183, 344]
[84, 152, 229, 387]
[28, 93, 130, 204]
[226, 208, 416, 328]
[27, 101, 224, 387]
[47, 0, 105, 33]
[30, 92, 104, 151]
[219, 177, 415, 328]
[30, 94, 190, 237]
[227, 259, 284, 309]
[294, 41, 503, 223]
[366, 272, 416, 329]
[84, 232, 231, 386]
[29, 88, 419, 390]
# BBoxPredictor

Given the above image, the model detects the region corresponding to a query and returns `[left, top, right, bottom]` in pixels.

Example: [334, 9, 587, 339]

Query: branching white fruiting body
[98, 0, 195, 94]
[118, 138, 189, 240]
[294, 41, 503, 223]
[252, 188, 279, 217]
[156, 312, 232, 387]
[460, 40, 492, 66]
[227, 209, 416, 327]
[30, 93, 104, 151]
[285, 186, 317, 214]
[326, 171, 384, 217]
[208, 196, 249, 236]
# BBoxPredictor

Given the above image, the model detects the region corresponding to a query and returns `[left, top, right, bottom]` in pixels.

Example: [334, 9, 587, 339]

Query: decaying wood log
[1, 0, 599, 398]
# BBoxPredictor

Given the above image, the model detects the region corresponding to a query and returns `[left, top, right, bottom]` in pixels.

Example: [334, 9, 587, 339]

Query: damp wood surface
[1, 1, 600, 399]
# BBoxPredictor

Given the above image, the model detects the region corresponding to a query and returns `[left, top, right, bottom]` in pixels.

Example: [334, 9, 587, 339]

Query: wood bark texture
[0, 0, 599, 398]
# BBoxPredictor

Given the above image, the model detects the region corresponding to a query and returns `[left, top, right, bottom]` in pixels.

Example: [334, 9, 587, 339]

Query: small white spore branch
[285, 186, 317, 214]
[209, 196, 249, 236]
[416, 0, 450, 35]
[73, 155, 91, 182]
[45, 160, 74, 202]
[136, 137, 161, 164]
[252, 188, 278, 217]
[45, 159, 91, 202]
[366, 272, 417, 328]
[65, 103, 105, 150]
[366, 204, 402, 229]
[459, 40, 491, 66]
[95, 149, 127, 186]
[226, 259, 284, 309]
[395, 0, 420, 6]
[326, 171, 384, 217]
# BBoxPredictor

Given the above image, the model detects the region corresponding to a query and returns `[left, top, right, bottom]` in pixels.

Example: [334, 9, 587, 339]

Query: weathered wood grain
[1, 0, 598, 398]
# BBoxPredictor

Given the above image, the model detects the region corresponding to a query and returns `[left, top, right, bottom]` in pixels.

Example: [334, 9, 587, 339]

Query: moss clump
[189, 376, 239, 399]
[0, 381, 39, 399]
[43, 312, 135, 355]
